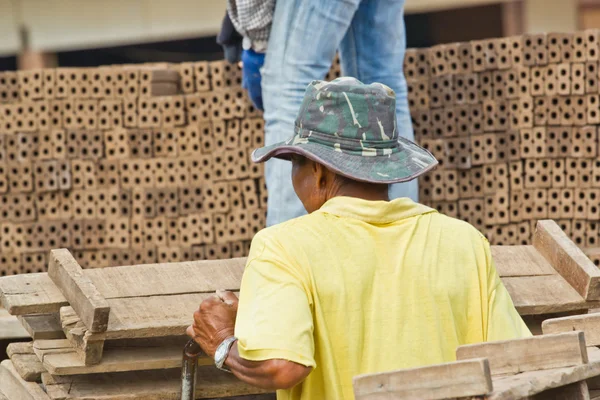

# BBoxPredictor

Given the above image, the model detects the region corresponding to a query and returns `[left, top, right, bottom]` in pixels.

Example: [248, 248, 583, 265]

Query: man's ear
[312, 161, 328, 189]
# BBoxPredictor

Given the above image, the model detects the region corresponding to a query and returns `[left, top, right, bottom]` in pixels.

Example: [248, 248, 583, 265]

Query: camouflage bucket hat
[252, 77, 438, 184]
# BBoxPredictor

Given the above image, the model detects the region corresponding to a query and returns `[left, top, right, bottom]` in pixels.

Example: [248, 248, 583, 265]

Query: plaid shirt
[227, 0, 274, 52]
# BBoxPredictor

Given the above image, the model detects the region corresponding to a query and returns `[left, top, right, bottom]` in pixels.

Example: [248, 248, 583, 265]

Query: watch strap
[215, 336, 237, 372]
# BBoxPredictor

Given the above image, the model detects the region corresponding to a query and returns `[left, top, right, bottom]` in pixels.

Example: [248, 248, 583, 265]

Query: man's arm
[186, 290, 312, 390]
[225, 343, 312, 390]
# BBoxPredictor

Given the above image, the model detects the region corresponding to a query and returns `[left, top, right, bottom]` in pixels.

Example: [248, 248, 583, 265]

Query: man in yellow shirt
[187, 77, 530, 399]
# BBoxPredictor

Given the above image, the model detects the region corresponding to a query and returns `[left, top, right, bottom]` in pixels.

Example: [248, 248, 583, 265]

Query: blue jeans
[261, 0, 417, 226]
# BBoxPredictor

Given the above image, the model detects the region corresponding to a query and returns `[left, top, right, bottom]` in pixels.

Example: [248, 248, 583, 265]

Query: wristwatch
[214, 336, 237, 373]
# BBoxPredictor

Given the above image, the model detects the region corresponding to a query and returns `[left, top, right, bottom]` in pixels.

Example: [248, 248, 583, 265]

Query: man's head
[252, 77, 438, 211]
[290, 154, 389, 213]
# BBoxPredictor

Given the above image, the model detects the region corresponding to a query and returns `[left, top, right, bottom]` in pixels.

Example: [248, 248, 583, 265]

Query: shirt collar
[316, 196, 436, 224]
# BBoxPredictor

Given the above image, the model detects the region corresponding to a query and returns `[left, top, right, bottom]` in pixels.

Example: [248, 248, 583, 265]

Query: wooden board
[18, 313, 64, 340]
[352, 358, 492, 400]
[543, 313, 600, 346]
[7, 341, 45, 382]
[7, 341, 33, 357]
[48, 249, 110, 333]
[492, 245, 557, 277]
[0, 258, 246, 316]
[456, 331, 587, 376]
[83, 258, 246, 298]
[42, 366, 270, 400]
[533, 220, 600, 301]
[0, 273, 68, 315]
[529, 380, 589, 400]
[489, 361, 600, 400]
[60, 306, 105, 365]
[0, 308, 29, 339]
[10, 353, 45, 382]
[104, 292, 231, 339]
[33, 336, 203, 375]
[0, 360, 50, 400]
[503, 275, 596, 315]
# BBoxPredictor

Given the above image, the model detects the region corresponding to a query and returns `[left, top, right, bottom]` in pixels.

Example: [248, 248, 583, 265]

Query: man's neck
[329, 182, 390, 202]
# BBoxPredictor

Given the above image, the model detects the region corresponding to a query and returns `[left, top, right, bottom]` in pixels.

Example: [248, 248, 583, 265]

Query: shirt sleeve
[484, 241, 532, 341]
[234, 231, 316, 368]
[227, 0, 274, 51]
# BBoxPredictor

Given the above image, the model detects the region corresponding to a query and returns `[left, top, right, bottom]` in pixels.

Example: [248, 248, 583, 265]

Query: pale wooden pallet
[354, 332, 600, 400]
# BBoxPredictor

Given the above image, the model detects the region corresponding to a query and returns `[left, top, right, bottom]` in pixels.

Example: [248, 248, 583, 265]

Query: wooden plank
[6, 342, 44, 382]
[47, 249, 110, 333]
[543, 313, 600, 346]
[502, 275, 596, 315]
[456, 331, 587, 376]
[83, 258, 246, 299]
[533, 219, 600, 301]
[489, 361, 600, 400]
[105, 292, 229, 339]
[7, 341, 33, 357]
[0, 308, 30, 339]
[492, 245, 557, 277]
[42, 366, 270, 400]
[0, 274, 68, 315]
[352, 358, 492, 400]
[33, 336, 202, 375]
[10, 354, 45, 382]
[0, 258, 247, 316]
[0, 360, 50, 400]
[523, 310, 588, 336]
[18, 313, 65, 340]
[529, 380, 589, 400]
[60, 306, 105, 365]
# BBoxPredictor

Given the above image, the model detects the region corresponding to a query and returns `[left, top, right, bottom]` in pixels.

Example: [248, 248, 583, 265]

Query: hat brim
[251, 136, 438, 184]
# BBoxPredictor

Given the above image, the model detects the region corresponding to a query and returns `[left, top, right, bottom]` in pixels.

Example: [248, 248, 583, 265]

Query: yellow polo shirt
[235, 197, 530, 400]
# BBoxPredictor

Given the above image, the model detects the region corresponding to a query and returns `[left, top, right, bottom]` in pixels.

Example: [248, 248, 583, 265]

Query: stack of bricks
[0, 61, 267, 275]
[406, 30, 600, 265]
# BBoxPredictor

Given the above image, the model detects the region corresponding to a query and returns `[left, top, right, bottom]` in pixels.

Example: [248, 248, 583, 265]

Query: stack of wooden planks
[0, 248, 272, 399]
[354, 331, 600, 399]
[0, 219, 599, 399]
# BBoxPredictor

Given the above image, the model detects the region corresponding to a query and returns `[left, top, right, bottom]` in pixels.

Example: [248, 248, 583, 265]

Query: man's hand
[241, 49, 265, 111]
[186, 290, 238, 359]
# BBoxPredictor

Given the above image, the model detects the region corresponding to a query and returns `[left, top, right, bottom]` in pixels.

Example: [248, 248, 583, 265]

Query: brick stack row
[406, 30, 600, 265]
[0, 61, 266, 275]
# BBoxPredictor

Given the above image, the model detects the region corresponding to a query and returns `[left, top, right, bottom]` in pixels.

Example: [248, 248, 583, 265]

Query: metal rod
[181, 338, 203, 400]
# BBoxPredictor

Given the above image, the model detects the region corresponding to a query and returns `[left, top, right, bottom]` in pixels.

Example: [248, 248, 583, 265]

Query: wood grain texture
[0, 274, 67, 315]
[48, 249, 110, 333]
[352, 358, 492, 400]
[83, 258, 246, 299]
[10, 354, 44, 383]
[489, 361, 600, 400]
[503, 275, 596, 315]
[456, 331, 588, 376]
[104, 292, 234, 339]
[543, 313, 600, 346]
[533, 220, 600, 301]
[0, 308, 30, 340]
[33, 336, 202, 375]
[0, 258, 247, 316]
[492, 245, 557, 277]
[0, 360, 50, 400]
[18, 313, 65, 340]
[60, 306, 105, 365]
[42, 365, 270, 400]
[7, 341, 34, 357]
[529, 380, 590, 400]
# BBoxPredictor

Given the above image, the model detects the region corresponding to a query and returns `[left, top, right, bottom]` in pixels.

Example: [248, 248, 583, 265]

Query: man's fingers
[185, 325, 195, 339]
[216, 290, 238, 305]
